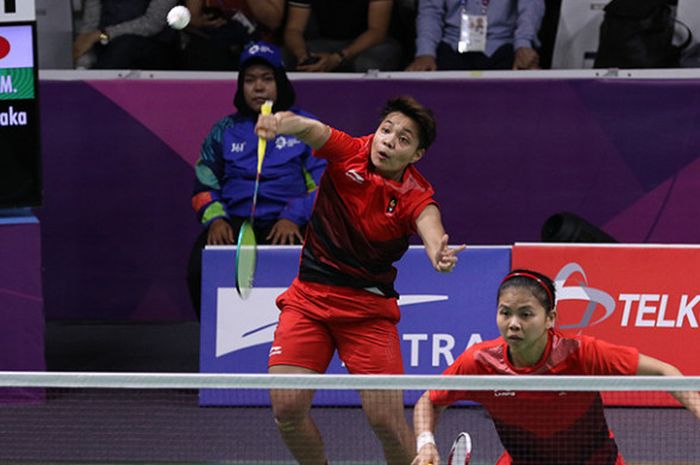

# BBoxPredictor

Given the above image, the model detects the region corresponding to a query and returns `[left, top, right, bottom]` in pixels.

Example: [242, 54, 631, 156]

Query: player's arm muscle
[416, 204, 465, 272]
[256, 111, 330, 149]
[637, 353, 700, 419]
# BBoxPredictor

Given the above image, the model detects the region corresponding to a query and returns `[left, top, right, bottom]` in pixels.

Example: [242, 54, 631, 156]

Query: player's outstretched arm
[416, 204, 466, 273]
[637, 353, 700, 420]
[413, 391, 444, 465]
[255, 111, 331, 149]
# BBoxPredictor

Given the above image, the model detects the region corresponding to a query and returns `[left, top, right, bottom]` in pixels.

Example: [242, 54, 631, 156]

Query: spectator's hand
[433, 234, 466, 273]
[513, 47, 540, 70]
[189, 11, 227, 29]
[73, 31, 101, 61]
[207, 218, 235, 245]
[297, 52, 342, 72]
[267, 219, 304, 245]
[405, 55, 437, 71]
[411, 442, 440, 465]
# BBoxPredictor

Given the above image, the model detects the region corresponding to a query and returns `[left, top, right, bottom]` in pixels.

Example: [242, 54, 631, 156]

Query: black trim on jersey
[299, 246, 399, 298]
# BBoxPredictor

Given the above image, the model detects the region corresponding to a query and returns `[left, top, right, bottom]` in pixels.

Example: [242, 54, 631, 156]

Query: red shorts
[269, 279, 403, 374]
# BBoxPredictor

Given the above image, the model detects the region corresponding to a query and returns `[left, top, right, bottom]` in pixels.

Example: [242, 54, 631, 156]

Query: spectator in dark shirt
[73, 0, 180, 69]
[284, 0, 403, 72]
[180, 0, 285, 70]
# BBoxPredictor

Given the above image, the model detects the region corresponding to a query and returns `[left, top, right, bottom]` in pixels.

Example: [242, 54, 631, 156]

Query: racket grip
[261, 100, 273, 116]
[257, 100, 273, 170]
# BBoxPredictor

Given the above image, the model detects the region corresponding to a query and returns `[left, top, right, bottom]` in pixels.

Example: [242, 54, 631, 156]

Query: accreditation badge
[458, 11, 487, 53]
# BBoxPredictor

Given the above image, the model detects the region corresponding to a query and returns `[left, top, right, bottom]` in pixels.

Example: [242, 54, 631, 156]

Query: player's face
[370, 112, 425, 181]
[497, 287, 556, 367]
[243, 64, 277, 113]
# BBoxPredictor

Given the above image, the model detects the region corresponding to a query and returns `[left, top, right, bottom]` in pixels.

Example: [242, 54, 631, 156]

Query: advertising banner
[199, 245, 511, 405]
[512, 243, 700, 405]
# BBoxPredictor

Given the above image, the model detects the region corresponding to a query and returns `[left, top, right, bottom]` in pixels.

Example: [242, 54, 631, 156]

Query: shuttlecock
[167, 5, 191, 30]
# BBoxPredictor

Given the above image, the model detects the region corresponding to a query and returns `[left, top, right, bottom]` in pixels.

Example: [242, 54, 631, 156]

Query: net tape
[0, 372, 698, 391]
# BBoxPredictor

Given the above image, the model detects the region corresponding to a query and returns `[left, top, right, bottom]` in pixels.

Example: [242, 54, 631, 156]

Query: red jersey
[298, 128, 436, 298]
[430, 330, 639, 465]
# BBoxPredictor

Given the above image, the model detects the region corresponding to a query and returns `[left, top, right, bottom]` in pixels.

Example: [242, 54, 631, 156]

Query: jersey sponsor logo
[345, 169, 365, 184]
[494, 390, 516, 397]
[274, 135, 301, 150]
[230, 141, 246, 153]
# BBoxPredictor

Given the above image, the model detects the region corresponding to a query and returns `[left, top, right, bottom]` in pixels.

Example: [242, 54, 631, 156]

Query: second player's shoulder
[451, 337, 504, 371]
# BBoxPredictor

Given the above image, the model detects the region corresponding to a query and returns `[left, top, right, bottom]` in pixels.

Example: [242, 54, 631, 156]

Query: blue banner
[199, 245, 511, 405]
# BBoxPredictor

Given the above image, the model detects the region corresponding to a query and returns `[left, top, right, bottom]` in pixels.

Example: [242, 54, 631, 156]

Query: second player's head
[370, 96, 436, 181]
[234, 42, 295, 116]
[496, 269, 557, 366]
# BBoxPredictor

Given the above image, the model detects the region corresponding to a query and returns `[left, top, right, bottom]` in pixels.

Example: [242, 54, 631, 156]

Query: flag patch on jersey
[386, 196, 398, 214]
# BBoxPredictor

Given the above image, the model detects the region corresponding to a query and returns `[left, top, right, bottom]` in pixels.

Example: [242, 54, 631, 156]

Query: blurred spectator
[284, 0, 403, 72]
[187, 42, 326, 316]
[406, 0, 545, 71]
[73, 0, 180, 69]
[180, 0, 285, 70]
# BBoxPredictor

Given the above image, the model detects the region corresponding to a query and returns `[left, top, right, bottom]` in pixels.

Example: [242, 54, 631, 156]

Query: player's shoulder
[553, 330, 597, 347]
[449, 337, 504, 373]
[461, 337, 503, 359]
[404, 164, 434, 192]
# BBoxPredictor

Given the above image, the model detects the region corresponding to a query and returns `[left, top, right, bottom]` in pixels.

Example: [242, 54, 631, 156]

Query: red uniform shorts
[269, 278, 404, 374]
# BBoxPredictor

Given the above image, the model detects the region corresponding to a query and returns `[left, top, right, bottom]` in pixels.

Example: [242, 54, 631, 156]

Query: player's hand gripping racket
[447, 432, 472, 465]
[235, 100, 273, 299]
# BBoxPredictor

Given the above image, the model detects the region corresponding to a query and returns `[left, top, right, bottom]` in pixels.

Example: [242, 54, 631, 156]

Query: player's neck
[508, 335, 548, 368]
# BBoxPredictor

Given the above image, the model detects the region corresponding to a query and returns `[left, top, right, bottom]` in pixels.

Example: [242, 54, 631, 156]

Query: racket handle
[257, 100, 273, 171]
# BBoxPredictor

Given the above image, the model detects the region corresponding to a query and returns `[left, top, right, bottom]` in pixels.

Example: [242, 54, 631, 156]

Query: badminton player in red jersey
[255, 96, 465, 465]
[413, 269, 700, 465]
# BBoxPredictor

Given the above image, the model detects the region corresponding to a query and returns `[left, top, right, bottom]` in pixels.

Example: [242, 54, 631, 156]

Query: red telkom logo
[0, 36, 10, 60]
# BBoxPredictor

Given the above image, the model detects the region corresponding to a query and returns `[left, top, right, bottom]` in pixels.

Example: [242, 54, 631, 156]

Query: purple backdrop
[0, 215, 45, 401]
[37, 77, 700, 321]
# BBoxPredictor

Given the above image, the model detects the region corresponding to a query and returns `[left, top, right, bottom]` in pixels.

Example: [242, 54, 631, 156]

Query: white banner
[0, 0, 35, 22]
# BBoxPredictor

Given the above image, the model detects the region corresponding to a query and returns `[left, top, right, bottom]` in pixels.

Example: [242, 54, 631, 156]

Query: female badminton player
[412, 269, 700, 465]
[255, 96, 465, 465]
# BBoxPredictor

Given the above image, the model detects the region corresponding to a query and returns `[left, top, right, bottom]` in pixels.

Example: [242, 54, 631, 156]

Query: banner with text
[512, 243, 700, 406]
[199, 245, 510, 406]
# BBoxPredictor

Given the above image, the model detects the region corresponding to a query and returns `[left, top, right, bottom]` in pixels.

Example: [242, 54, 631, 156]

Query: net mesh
[0, 373, 697, 465]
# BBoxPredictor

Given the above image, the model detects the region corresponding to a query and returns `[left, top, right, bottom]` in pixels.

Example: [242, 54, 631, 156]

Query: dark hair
[498, 269, 556, 313]
[380, 96, 436, 150]
[233, 58, 296, 117]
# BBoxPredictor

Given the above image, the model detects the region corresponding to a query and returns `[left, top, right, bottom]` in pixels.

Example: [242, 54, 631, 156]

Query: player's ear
[411, 148, 425, 163]
[546, 309, 557, 329]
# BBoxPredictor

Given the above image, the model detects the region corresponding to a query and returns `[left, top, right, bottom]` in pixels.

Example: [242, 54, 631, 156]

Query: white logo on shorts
[269, 346, 282, 357]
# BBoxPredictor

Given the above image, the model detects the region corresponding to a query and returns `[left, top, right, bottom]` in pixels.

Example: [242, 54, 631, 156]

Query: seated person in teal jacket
[187, 41, 326, 316]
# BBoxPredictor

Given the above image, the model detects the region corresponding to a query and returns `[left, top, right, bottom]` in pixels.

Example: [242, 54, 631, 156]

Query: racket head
[447, 432, 472, 465]
[235, 220, 257, 299]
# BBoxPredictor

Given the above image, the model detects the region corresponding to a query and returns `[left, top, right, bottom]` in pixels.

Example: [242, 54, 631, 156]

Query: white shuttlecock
[167, 5, 191, 30]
